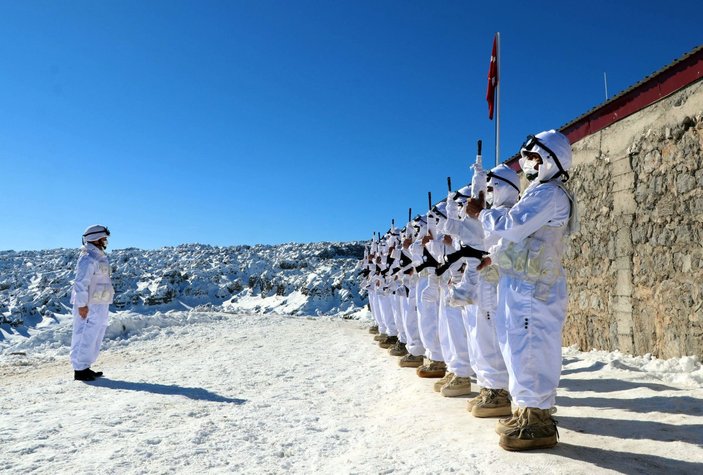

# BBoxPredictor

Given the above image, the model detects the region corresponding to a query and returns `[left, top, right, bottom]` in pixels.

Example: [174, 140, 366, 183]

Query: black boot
[74, 369, 96, 381]
[87, 368, 103, 378]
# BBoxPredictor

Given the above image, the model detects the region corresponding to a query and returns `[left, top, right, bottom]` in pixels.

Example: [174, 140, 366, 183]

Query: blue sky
[0, 0, 701, 250]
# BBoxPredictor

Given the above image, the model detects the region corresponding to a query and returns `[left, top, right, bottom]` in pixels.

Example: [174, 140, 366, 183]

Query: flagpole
[495, 32, 500, 168]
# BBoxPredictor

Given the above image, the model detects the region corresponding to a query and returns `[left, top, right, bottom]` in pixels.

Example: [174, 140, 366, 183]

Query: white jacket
[70, 243, 115, 307]
[479, 180, 571, 301]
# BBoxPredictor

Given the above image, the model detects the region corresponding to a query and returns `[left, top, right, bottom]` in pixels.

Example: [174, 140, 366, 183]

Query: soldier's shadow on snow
[560, 360, 606, 376]
[554, 443, 701, 474]
[556, 395, 703, 416]
[89, 378, 247, 404]
[558, 377, 678, 392]
[557, 416, 703, 447]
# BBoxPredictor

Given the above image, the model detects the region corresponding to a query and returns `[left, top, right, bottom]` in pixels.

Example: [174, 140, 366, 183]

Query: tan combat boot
[398, 354, 424, 368]
[471, 389, 512, 417]
[440, 376, 472, 397]
[368, 325, 379, 334]
[379, 335, 398, 349]
[499, 407, 559, 451]
[373, 332, 387, 342]
[388, 341, 408, 357]
[433, 372, 454, 392]
[495, 407, 523, 435]
[467, 388, 490, 412]
[416, 359, 446, 378]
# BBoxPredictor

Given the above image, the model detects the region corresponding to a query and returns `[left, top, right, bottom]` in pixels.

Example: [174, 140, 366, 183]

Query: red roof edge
[506, 45, 703, 170]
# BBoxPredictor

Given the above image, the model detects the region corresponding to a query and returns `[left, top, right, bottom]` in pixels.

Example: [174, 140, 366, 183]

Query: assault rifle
[380, 254, 396, 276]
[415, 247, 440, 273]
[390, 250, 414, 277]
[435, 245, 488, 276]
[399, 251, 412, 269]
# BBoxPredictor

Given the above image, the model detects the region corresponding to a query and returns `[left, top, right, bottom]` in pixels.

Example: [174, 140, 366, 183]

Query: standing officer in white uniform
[70, 224, 114, 381]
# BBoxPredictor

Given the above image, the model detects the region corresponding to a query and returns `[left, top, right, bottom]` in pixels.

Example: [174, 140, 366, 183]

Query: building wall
[563, 79, 703, 358]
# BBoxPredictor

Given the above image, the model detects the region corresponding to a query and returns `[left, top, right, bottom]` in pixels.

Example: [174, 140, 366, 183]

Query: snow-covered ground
[1, 310, 701, 474]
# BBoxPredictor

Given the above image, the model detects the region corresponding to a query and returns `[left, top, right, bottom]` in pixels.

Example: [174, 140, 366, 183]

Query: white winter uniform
[438, 285, 473, 377]
[401, 277, 424, 356]
[395, 244, 416, 349]
[429, 191, 477, 378]
[407, 235, 431, 359]
[378, 286, 397, 337]
[444, 220, 485, 306]
[466, 214, 509, 390]
[425, 229, 452, 363]
[418, 211, 450, 363]
[368, 287, 383, 330]
[391, 288, 406, 343]
[479, 179, 571, 409]
[374, 243, 398, 337]
[70, 243, 114, 371]
[466, 165, 520, 390]
[437, 226, 474, 378]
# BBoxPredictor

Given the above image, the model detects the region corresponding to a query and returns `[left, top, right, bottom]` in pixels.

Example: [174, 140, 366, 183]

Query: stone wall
[563, 79, 703, 358]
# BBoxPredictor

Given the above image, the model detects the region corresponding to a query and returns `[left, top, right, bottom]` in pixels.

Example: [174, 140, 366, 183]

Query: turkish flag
[486, 34, 498, 120]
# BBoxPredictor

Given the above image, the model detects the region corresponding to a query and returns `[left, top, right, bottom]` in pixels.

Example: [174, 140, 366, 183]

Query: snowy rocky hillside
[0, 242, 367, 332]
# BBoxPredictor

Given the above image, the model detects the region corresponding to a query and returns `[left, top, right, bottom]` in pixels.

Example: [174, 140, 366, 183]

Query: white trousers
[378, 293, 397, 336]
[70, 304, 109, 371]
[438, 287, 473, 377]
[392, 291, 407, 343]
[495, 275, 567, 409]
[417, 275, 442, 361]
[401, 284, 425, 356]
[465, 304, 509, 389]
[369, 289, 385, 332]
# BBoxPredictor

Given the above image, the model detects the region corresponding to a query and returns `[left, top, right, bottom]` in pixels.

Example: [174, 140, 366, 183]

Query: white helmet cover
[487, 164, 520, 208]
[519, 129, 572, 182]
[452, 185, 472, 204]
[82, 224, 110, 244]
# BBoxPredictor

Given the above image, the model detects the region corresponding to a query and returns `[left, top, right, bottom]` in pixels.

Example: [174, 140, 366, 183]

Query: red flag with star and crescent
[486, 34, 498, 120]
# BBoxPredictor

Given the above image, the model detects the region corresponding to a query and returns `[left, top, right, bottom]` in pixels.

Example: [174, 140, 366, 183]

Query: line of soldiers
[358, 130, 577, 451]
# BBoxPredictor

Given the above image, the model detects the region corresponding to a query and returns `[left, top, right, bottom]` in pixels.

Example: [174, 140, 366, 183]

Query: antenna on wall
[604, 72, 609, 100]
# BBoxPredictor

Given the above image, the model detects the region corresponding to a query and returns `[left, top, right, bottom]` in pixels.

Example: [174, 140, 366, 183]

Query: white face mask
[457, 206, 467, 219]
[521, 158, 539, 181]
[485, 191, 494, 207]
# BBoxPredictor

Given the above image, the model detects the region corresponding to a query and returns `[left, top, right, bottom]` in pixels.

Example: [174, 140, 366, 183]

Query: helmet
[432, 200, 447, 219]
[487, 164, 520, 207]
[82, 224, 110, 244]
[519, 130, 572, 182]
[452, 185, 472, 204]
[412, 214, 428, 238]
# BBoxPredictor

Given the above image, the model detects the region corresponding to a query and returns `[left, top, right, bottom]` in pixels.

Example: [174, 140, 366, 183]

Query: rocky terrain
[0, 242, 367, 334]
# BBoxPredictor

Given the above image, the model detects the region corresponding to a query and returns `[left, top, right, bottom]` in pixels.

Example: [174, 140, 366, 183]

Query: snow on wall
[0, 242, 367, 332]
